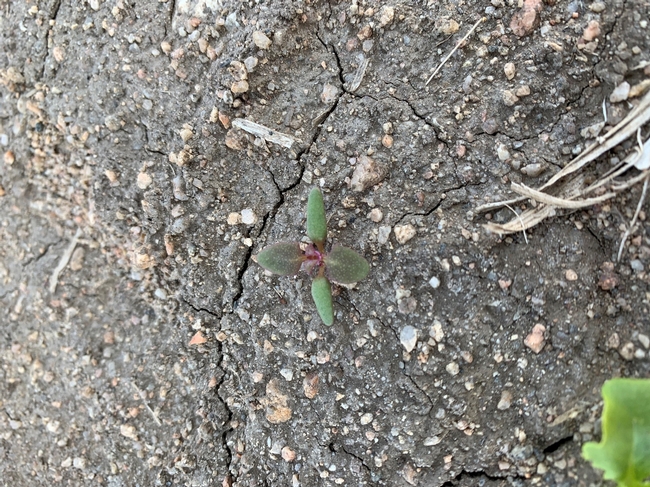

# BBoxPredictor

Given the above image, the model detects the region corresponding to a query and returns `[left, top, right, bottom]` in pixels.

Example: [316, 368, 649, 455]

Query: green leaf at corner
[256, 242, 304, 276]
[582, 378, 650, 487]
[324, 245, 370, 284]
[311, 276, 334, 325]
[306, 188, 327, 245]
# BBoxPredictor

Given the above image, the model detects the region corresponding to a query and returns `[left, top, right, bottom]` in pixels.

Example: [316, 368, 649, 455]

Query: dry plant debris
[477, 91, 650, 247]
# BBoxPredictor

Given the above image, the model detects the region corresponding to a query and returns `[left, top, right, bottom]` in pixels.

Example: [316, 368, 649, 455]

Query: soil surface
[1, 0, 649, 486]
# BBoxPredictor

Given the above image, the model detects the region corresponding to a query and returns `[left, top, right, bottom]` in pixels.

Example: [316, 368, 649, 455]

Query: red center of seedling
[303, 244, 324, 274]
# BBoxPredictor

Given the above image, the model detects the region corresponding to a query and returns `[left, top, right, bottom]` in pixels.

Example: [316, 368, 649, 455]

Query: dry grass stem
[426, 17, 485, 86]
[617, 176, 649, 261]
[478, 90, 650, 236]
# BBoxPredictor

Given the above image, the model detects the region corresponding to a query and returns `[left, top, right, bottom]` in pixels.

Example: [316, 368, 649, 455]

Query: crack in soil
[20, 241, 57, 267]
[441, 468, 511, 486]
[179, 296, 221, 320]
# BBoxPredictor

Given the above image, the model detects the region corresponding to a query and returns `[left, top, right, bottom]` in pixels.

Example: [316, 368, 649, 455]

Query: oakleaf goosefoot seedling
[256, 188, 370, 325]
[582, 378, 650, 487]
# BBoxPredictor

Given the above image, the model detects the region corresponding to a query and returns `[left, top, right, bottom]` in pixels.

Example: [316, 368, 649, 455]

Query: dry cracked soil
[1, 0, 650, 486]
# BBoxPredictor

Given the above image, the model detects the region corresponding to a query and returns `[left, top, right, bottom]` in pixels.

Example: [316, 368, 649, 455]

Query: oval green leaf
[306, 188, 327, 245]
[311, 276, 334, 325]
[256, 242, 305, 276]
[324, 245, 370, 284]
[582, 378, 650, 486]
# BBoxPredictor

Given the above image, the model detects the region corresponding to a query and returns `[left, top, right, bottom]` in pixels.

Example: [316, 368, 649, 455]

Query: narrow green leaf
[256, 242, 304, 276]
[311, 276, 334, 325]
[306, 188, 327, 245]
[582, 378, 650, 487]
[324, 245, 370, 284]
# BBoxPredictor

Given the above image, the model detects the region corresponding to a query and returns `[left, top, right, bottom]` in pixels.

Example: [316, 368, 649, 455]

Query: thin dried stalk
[478, 90, 650, 235]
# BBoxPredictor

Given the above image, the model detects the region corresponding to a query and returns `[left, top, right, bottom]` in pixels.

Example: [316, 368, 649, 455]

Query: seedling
[256, 188, 370, 325]
[582, 378, 650, 487]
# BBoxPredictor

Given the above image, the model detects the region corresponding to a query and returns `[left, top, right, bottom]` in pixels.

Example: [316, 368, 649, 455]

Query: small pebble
[360, 412, 373, 425]
[445, 362, 459, 376]
[423, 436, 441, 446]
[136, 172, 152, 189]
[524, 324, 546, 353]
[610, 81, 630, 103]
[357, 25, 373, 40]
[244, 56, 259, 72]
[504, 62, 516, 80]
[378, 6, 395, 26]
[253, 31, 272, 49]
[281, 446, 296, 462]
[189, 331, 207, 345]
[497, 390, 512, 410]
[515, 85, 531, 97]
[231, 80, 249, 94]
[509, 0, 541, 37]
[241, 208, 257, 225]
[497, 144, 510, 161]
[502, 90, 519, 106]
[179, 127, 193, 142]
[3, 150, 14, 165]
[120, 424, 138, 440]
[630, 259, 644, 272]
[437, 17, 460, 35]
[377, 226, 391, 245]
[227, 212, 241, 225]
[321, 83, 339, 104]
[619, 342, 635, 361]
[368, 208, 383, 222]
[589, 1, 605, 12]
[382, 134, 393, 148]
[565, 269, 578, 281]
[582, 20, 601, 41]
[520, 163, 544, 177]
[638, 333, 649, 349]
[350, 155, 385, 191]
[428, 276, 441, 289]
[394, 224, 416, 244]
[607, 332, 620, 349]
[280, 368, 294, 381]
[70, 247, 85, 271]
[400, 325, 418, 353]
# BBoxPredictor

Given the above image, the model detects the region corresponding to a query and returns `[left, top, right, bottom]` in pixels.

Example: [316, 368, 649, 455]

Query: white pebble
[610, 81, 630, 103]
[400, 325, 418, 353]
[253, 31, 272, 49]
[428, 276, 441, 289]
[445, 362, 459, 375]
[368, 208, 383, 222]
[377, 226, 391, 245]
[360, 412, 373, 425]
[136, 172, 152, 189]
[497, 144, 510, 161]
[497, 390, 512, 410]
[423, 436, 441, 446]
[394, 224, 416, 244]
[241, 208, 257, 225]
[280, 368, 294, 381]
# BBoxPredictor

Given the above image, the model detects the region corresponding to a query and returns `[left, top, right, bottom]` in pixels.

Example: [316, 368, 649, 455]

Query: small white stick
[504, 204, 528, 244]
[426, 17, 485, 86]
[617, 176, 649, 262]
[131, 382, 162, 426]
[231, 118, 297, 148]
[49, 228, 82, 293]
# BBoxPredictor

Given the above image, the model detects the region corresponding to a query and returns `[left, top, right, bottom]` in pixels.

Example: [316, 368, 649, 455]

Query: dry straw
[477, 89, 650, 259]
